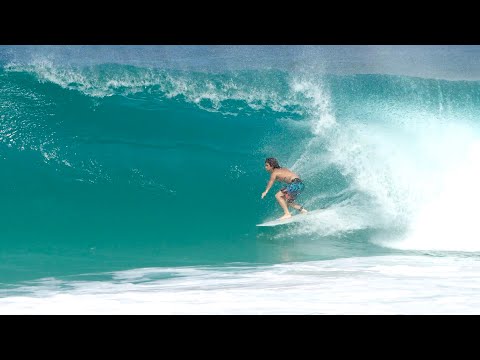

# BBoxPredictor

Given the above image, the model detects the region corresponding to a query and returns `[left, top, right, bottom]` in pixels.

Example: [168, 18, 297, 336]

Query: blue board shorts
[281, 178, 305, 203]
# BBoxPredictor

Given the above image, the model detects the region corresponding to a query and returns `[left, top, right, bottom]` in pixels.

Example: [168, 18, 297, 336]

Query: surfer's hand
[261, 191, 267, 199]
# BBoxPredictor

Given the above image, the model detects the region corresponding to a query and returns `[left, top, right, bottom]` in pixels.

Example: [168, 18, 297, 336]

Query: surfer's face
[265, 163, 272, 172]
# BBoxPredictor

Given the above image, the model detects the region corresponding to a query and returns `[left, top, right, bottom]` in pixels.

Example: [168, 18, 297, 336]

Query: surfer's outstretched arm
[261, 172, 277, 199]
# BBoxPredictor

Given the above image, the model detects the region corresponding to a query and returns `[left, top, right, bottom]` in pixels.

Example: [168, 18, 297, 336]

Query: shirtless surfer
[261, 157, 308, 220]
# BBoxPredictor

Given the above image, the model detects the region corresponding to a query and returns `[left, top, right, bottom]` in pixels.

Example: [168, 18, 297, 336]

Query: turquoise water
[2, 46, 480, 314]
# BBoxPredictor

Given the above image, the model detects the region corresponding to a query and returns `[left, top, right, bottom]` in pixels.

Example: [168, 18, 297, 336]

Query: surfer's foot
[278, 214, 292, 220]
[300, 208, 308, 214]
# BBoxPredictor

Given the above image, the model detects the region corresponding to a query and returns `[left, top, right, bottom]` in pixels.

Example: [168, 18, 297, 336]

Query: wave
[2, 61, 480, 284]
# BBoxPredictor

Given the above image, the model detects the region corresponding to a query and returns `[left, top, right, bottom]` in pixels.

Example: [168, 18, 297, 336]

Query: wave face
[2, 46, 480, 287]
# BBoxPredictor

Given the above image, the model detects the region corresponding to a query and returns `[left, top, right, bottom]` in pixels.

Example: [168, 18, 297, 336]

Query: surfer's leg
[289, 201, 308, 214]
[275, 191, 292, 219]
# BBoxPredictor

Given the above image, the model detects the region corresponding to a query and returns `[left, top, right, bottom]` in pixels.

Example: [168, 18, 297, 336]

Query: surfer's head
[265, 157, 280, 171]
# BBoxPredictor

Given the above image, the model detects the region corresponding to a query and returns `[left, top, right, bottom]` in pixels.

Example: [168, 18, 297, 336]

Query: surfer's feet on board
[278, 213, 292, 220]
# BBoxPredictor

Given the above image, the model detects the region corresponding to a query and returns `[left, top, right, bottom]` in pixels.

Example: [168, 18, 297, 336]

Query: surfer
[261, 157, 308, 220]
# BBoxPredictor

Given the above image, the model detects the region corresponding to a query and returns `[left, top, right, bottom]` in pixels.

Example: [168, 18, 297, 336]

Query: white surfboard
[256, 210, 318, 227]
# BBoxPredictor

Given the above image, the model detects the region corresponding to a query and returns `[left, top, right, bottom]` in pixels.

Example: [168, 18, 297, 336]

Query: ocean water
[2, 45, 480, 314]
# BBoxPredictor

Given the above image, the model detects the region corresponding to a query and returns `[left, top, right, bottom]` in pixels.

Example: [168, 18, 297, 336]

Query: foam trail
[2, 255, 480, 314]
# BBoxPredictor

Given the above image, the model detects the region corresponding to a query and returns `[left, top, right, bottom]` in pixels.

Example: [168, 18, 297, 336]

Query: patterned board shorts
[280, 178, 305, 203]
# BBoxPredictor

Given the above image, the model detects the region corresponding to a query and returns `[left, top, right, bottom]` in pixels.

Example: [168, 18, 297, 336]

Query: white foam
[286, 74, 480, 251]
[2, 255, 480, 314]
[387, 140, 480, 251]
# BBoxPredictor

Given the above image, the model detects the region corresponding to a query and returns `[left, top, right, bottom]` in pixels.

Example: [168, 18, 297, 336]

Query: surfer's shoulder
[271, 168, 281, 177]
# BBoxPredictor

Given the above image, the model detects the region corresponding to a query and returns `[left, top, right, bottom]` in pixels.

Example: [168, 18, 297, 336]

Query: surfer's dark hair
[265, 157, 281, 169]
